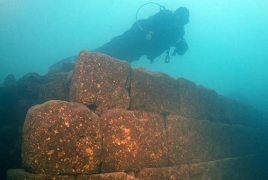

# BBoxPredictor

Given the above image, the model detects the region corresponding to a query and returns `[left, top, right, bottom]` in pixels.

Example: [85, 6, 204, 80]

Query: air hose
[135, 2, 166, 31]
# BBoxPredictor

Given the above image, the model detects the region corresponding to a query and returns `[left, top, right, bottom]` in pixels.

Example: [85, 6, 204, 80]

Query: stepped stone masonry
[7, 51, 268, 180]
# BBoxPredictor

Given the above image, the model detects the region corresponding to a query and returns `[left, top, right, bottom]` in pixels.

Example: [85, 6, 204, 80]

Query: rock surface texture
[6, 51, 268, 180]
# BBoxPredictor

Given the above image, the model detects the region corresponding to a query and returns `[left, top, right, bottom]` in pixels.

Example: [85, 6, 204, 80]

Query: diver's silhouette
[93, 4, 189, 63]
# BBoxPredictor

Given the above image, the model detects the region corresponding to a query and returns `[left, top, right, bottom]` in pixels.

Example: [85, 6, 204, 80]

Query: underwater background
[1, 0, 268, 112]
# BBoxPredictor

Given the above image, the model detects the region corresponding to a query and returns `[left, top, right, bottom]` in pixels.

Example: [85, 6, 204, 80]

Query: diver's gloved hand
[172, 38, 188, 56]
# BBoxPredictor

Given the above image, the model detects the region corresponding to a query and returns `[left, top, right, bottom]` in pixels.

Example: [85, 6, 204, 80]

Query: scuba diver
[49, 3, 189, 72]
[92, 3, 189, 63]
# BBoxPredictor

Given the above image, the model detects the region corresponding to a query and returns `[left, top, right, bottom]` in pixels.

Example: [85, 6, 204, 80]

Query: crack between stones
[162, 113, 170, 166]
[126, 68, 132, 110]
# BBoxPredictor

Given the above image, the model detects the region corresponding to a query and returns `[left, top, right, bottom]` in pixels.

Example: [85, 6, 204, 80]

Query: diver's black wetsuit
[92, 8, 189, 63]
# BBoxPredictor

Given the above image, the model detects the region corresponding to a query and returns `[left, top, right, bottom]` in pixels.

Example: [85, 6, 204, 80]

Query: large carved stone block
[130, 67, 180, 115]
[6, 169, 74, 180]
[40, 70, 72, 101]
[70, 51, 131, 114]
[178, 77, 263, 127]
[166, 115, 262, 165]
[187, 154, 267, 180]
[177, 78, 222, 122]
[219, 96, 263, 127]
[136, 154, 267, 180]
[21, 100, 102, 175]
[101, 109, 168, 172]
[6, 170, 137, 180]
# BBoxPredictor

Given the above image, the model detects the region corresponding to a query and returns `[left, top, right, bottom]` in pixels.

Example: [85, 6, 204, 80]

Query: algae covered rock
[101, 109, 168, 172]
[130, 67, 180, 114]
[70, 51, 131, 114]
[21, 100, 102, 175]
[177, 78, 222, 122]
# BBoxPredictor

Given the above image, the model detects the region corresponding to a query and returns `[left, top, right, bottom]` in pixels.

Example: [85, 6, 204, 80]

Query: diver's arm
[172, 38, 188, 56]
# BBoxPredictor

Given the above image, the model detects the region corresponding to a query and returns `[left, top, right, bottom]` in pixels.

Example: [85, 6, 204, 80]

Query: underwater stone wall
[6, 51, 268, 180]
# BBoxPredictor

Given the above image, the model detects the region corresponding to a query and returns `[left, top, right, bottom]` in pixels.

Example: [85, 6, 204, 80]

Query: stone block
[136, 154, 268, 180]
[177, 78, 222, 122]
[21, 100, 102, 175]
[6, 169, 74, 180]
[166, 115, 262, 165]
[228, 124, 262, 157]
[6, 170, 138, 180]
[101, 109, 168, 172]
[130, 67, 180, 114]
[188, 154, 268, 180]
[221, 96, 262, 127]
[70, 51, 131, 114]
[38, 76, 70, 102]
